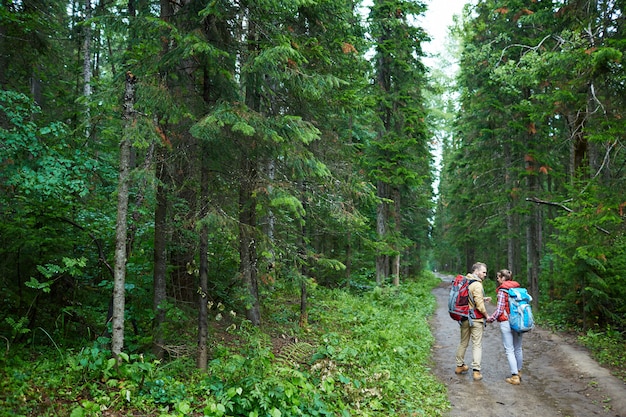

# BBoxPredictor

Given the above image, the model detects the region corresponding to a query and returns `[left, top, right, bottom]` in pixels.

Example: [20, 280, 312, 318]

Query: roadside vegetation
[1, 272, 448, 417]
[540, 303, 626, 383]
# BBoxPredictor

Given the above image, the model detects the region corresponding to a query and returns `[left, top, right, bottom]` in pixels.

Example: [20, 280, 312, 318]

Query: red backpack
[448, 275, 476, 322]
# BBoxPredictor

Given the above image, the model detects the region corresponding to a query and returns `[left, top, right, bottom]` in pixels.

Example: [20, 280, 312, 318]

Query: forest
[1, 0, 626, 416]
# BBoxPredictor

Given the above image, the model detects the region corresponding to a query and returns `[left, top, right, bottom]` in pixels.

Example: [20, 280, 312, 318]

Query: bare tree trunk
[376, 180, 388, 285]
[375, 8, 392, 286]
[391, 187, 400, 286]
[298, 255, 309, 325]
[525, 146, 541, 308]
[265, 160, 276, 271]
[345, 230, 352, 286]
[504, 143, 519, 274]
[526, 203, 541, 308]
[0, 21, 6, 87]
[239, 158, 260, 326]
[197, 150, 209, 370]
[152, 0, 174, 360]
[239, 13, 261, 326]
[82, 0, 92, 139]
[111, 71, 136, 358]
[299, 180, 309, 327]
[152, 145, 167, 359]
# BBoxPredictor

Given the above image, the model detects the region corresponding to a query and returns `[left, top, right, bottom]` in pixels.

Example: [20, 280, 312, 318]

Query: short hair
[497, 269, 512, 281]
[471, 262, 487, 273]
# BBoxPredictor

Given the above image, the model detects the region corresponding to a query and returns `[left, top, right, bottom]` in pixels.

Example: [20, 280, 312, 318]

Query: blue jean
[499, 320, 523, 375]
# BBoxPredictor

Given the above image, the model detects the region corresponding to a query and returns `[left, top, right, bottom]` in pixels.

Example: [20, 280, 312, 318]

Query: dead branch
[526, 196, 610, 235]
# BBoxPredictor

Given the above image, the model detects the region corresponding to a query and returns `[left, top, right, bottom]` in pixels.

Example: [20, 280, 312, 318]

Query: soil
[430, 273, 626, 417]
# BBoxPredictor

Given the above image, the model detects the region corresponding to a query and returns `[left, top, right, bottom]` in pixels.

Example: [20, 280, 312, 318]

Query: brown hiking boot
[455, 364, 469, 374]
[473, 370, 483, 381]
[506, 374, 521, 385]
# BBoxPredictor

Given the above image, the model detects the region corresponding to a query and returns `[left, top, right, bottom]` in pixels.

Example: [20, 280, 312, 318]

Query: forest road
[429, 273, 626, 417]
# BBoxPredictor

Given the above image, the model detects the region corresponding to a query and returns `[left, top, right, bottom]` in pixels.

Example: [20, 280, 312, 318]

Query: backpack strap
[467, 280, 485, 326]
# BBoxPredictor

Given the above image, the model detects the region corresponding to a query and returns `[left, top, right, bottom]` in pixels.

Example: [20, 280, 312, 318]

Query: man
[454, 262, 490, 381]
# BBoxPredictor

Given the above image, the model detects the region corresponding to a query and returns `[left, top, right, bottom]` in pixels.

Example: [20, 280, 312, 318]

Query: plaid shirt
[488, 289, 508, 322]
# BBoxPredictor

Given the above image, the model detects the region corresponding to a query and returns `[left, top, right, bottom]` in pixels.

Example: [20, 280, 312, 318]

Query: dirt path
[430, 273, 626, 417]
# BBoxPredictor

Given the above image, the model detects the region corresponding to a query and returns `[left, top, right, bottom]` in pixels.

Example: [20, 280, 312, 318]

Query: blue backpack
[508, 288, 534, 332]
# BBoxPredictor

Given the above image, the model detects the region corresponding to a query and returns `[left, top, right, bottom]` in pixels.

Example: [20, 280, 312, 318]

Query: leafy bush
[1, 272, 448, 416]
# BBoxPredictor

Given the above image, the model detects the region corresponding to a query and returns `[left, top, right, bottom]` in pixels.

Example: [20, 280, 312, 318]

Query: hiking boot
[473, 370, 483, 381]
[455, 364, 469, 374]
[506, 374, 521, 385]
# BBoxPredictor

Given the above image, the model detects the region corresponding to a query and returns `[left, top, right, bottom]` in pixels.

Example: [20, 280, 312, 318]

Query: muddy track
[430, 274, 626, 417]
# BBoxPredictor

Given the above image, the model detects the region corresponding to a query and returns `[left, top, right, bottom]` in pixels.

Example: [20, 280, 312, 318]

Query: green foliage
[435, 0, 626, 353]
[543, 191, 626, 330]
[308, 273, 448, 415]
[579, 327, 626, 382]
[1, 272, 448, 416]
[0, 91, 99, 200]
[25, 257, 87, 294]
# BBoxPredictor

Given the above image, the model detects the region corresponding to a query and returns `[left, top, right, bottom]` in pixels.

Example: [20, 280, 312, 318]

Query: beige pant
[455, 319, 484, 371]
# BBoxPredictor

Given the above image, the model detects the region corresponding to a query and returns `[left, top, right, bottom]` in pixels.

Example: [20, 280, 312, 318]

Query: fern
[276, 341, 315, 366]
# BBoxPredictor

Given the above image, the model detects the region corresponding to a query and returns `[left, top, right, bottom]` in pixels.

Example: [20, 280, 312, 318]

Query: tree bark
[239, 158, 260, 326]
[82, 0, 92, 140]
[111, 71, 136, 358]
[525, 147, 541, 308]
[152, 144, 167, 359]
[151, 0, 175, 359]
[197, 148, 209, 369]
[239, 12, 261, 326]
[376, 180, 388, 285]
[504, 142, 521, 275]
[391, 187, 400, 286]
[299, 180, 309, 327]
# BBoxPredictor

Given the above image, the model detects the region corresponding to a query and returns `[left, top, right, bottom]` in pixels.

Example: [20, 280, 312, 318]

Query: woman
[487, 269, 523, 385]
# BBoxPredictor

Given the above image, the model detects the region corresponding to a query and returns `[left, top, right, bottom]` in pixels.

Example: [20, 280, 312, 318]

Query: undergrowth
[578, 327, 626, 383]
[540, 299, 626, 383]
[0, 272, 448, 416]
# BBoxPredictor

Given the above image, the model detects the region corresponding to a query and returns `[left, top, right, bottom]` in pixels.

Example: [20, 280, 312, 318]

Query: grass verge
[1, 272, 449, 416]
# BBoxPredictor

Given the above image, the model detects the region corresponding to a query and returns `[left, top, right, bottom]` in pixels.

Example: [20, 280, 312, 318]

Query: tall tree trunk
[376, 180, 388, 285]
[82, 0, 92, 139]
[239, 158, 260, 326]
[391, 187, 400, 286]
[197, 149, 209, 370]
[504, 142, 518, 274]
[525, 145, 541, 308]
[152, 0, 174, 360]
[569, 111, 589, 180]
[239, 13, 261, 326]
[111, 71, 136, 358]
[299, 180, 308, 327]
[526, 203, 541, 308]
[152, 145, 167, 358]
[265, 161, 276, 272]
[0, 20, 6, 87]
[345, 230, 352, 286]
[374, 1, 392, 286]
